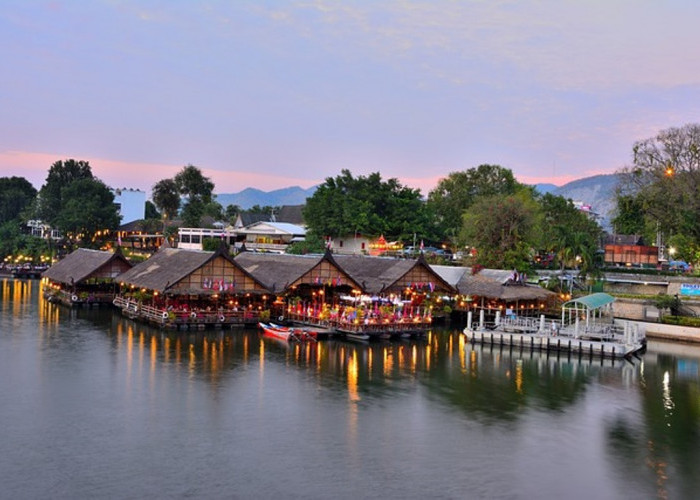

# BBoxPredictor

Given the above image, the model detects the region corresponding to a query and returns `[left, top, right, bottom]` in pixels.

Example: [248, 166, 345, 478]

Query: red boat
[259, 323, 317, 342]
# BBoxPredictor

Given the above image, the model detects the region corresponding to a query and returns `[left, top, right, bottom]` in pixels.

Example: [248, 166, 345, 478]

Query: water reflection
[3, 277, 700, 498]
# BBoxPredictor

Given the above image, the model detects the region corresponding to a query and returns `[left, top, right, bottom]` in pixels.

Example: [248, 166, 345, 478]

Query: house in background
[235, 221, 306, 253]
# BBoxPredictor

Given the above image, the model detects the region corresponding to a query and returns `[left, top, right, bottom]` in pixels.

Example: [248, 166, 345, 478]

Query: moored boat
[259, 322, 317, 342]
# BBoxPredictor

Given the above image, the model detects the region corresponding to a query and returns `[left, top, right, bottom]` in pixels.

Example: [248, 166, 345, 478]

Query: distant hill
[215, 186, 317, 209]
[551, 174, 621, 230]
[534, 183, 558, 195]
[216, 174, 620, 229]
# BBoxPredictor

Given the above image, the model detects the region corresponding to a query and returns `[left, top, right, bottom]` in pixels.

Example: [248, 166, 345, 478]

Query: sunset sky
[2, 1, 699, 197]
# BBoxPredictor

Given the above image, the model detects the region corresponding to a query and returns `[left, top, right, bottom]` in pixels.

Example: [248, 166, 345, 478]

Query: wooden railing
[113, 295, 264, 328]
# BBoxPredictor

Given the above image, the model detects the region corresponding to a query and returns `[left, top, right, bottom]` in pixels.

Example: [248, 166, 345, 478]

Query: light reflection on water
[1, 278, 700, 499]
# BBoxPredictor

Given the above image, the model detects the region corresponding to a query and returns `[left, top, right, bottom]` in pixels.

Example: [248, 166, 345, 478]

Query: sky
[2, 1, 700, 197]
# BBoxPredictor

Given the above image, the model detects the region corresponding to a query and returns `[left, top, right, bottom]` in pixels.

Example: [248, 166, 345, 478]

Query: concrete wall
[613, 297, 700, 344]
[616, 318, 700, 344]
[602, 272, 700, 297]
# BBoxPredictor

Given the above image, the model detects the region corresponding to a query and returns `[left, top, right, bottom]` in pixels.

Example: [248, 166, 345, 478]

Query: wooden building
[42, 248, 133, 307]
[114, 246, 269, 328]
[431, 266, 556, 319]
[235, 250, 362, 327]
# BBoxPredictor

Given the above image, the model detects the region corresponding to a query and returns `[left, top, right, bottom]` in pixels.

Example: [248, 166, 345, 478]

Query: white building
[235, 222, 306, 253]
[112, 188, 146, 225]
[178, 227, 236, 251]
[330, 235, 372, 255]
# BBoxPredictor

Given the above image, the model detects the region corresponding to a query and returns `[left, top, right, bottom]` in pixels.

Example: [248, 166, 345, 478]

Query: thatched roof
[234, 250, 362, 292]
[117, 246, 266, 294]
[455, 268, 555, 301]
[333, 254, 456, 294]
[42, 248, 132, 285]
[275, 205, 305, 225]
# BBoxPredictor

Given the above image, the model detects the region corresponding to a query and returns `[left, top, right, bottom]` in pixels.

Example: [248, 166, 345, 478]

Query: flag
[326, 237, 333, 249]
[420, 239, 424, 252]
[117, 233, 122, 246]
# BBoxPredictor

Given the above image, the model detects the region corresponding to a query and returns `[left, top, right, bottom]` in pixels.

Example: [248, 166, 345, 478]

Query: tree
[460, 191, 541, 270]
[144, 200, 160, 220]
[37, 159, 93, 223]
[181, 199, 205, 228]
[0, 176, 37, 224]
[54, 178, 121, 247]
[225, 204, 241, 220]
[153, 164, 215, 227]
[611, 194, 647, 235]
[616, 123, 700, 243]
[303, 170, 428, 242]
[538, 193, 602, 276]
[427, 165, 526, 242]
[174, 164, 214, 204]
[286, 233, 326, 255]
[152, 179, 180, 221]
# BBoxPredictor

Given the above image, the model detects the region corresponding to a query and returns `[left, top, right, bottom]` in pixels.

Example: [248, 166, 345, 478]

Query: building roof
[42, 248, 132, 285]
[234, 250, 362, 292]
[563, 292, 615, 311]
[235, 212, 271, 228]
[236, 221, 306, 236]
[116, 246, 267, 294]
[333, 254, 455, 294]
[457, 268, 556, 301]
[274, 205, 305, 225]
[603, 234, 645, 246]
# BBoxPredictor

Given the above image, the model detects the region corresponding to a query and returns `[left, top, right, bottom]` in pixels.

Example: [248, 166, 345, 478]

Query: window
[191, 235, 201, 244]
[180, 234, 191, 243]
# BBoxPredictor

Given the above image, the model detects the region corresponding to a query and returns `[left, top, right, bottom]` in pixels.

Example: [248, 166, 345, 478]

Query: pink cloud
[0, 150, 323, 195]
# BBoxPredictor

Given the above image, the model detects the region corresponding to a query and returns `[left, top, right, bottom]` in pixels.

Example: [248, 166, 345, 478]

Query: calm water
[1, 279, 699, 499]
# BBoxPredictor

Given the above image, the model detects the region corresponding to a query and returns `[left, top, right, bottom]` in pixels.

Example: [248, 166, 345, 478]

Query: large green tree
[538, 193, 602, 276]
[460, 191, 541, 270]
[54, 178, 121, 246]
[153, 165, 215, 227]
[616, 123, 700, 244]
[0, 176, 37, 224]
[303, 170, 428, 242]
[37, 159, 93, 223]
[152, 178, 180, 221]
[427, 164, 527, 242]
[174, 164, 214, 204]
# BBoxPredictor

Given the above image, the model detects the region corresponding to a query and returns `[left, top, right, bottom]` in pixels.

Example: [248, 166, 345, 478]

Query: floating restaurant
[39, 246, 562, 338]
[113, 245, 270, 328]
[432, 266, 557, 318]
[234, 250, 363, 333]
[331, 254, 456, 338]
[41, 248, 132, 307]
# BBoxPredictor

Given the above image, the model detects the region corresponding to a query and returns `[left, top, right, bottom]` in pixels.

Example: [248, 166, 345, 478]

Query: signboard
[680, 283, 700, 296]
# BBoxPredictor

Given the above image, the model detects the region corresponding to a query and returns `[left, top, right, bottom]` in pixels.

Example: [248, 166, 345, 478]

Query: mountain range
[215, 174, 621, 229]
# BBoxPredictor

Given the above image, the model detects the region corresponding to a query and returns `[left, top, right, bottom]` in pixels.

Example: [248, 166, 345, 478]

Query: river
[1, 278, 699, 499]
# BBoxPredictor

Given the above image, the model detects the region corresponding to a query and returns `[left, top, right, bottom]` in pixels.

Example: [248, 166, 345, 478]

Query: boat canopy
[561, 292, 615, 328]
[563, 292, 615, 311]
